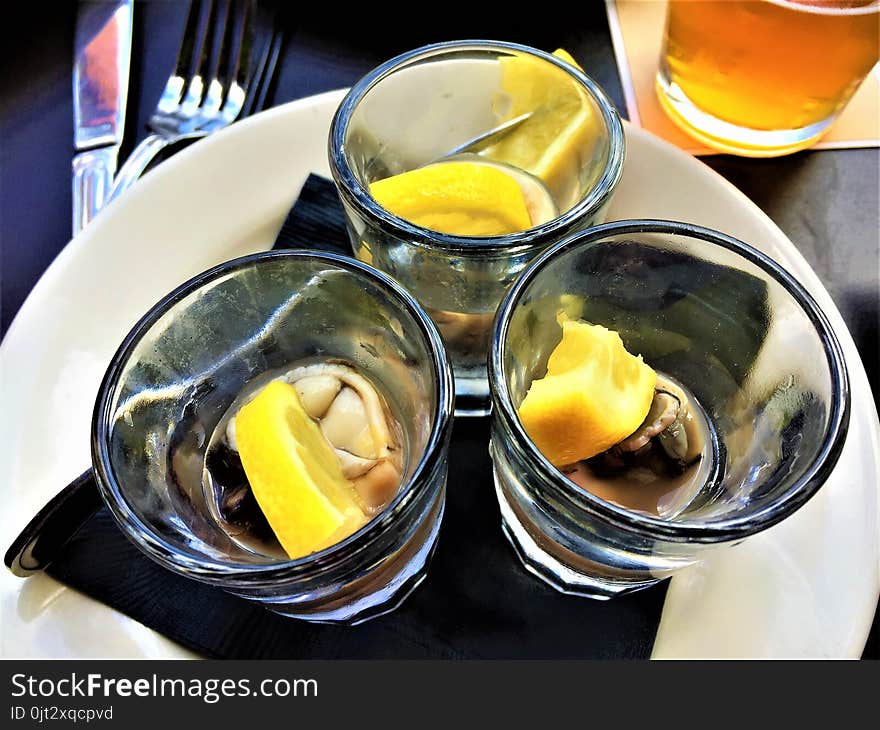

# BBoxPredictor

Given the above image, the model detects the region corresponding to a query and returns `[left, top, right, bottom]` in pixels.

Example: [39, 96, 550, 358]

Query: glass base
[494, 475, 660, 599]
[655, 69, 834, 158]
[262, 499, 444, 624]
[454, 376, 491, 417]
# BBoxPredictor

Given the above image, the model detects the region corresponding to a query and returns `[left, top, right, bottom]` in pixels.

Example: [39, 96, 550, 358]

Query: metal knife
[72, 0, 133, 235]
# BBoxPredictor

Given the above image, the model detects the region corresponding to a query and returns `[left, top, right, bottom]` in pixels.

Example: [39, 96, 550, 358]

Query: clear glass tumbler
[93, 250, 454, 623]
[489, 220, 849, 599]
[330, 40, 625, 415]
[656, 0, 880, 157]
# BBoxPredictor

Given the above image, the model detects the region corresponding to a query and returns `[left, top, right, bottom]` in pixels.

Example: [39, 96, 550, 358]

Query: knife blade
[72, 0, 133, 235]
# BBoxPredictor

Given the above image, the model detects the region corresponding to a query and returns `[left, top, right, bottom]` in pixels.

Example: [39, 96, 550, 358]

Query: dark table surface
[1, 2, 877, 659]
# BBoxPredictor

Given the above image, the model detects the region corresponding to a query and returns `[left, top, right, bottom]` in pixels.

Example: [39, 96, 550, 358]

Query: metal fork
[106, 0, 281, 203]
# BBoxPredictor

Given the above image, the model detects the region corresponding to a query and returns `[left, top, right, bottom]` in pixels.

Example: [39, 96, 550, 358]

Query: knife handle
[4, 469, 103, 577]
[72, 146, 119, 236]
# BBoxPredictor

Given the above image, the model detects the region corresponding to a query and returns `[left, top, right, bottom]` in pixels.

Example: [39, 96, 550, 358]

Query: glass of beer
[656, 0, 880, 157]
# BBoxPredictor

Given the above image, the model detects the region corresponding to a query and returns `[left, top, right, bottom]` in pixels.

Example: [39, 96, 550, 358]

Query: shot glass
[93, 250, 454, 623]
[489, 220, 849, 598]
[330, 40, 625, 415]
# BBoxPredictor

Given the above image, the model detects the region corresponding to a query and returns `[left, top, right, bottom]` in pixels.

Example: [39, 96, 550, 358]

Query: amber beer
[657, 0, 880, 156]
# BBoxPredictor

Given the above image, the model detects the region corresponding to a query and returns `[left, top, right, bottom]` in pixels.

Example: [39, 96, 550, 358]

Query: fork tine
[198, 0, 236, 117]
[244, 27, 282, 118]
[217, 1, 251, 97]
[156, 0, 205, 114]
[231, 0, 258, 93]
[190, 0, 218, 81]
[239, 3, 282, 120]
[174, 0, 204, 78]
[180, 0, 219, 114]
[202, 0, 232, 86]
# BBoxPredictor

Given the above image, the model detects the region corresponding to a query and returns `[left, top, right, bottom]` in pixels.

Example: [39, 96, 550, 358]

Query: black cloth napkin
[45, 175, 667, 659]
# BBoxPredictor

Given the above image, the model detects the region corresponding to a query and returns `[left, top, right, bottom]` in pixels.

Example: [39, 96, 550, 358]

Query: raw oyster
[586, 375, 706, 477]
[226, 362, 402, 512]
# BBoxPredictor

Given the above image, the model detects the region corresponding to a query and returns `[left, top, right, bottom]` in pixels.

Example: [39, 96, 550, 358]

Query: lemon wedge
[369, 161, 532, 236]
[484, 48, 598, 207]
[452, 156, 558, 226]
[235, 380, 365, 559]
[517, 318, 656, 466]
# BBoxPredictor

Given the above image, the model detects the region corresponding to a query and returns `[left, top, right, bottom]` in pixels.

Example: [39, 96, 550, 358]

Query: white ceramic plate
[1, 90, 877, 659]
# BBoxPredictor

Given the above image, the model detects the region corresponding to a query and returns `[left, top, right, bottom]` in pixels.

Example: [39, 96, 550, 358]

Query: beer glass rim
[764, 0, 880, 16]
[92, 249, 455, 580]
[329, 39, 626, 254]
[489, 219, 850, 543]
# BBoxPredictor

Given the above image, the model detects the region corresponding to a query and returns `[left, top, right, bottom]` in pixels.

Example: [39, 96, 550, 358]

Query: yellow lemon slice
[517, 318, 656, 466]
[484, 48, 599, 207]
[453, 156, 559, 226]
[235, 380, 365, 559]
[369, 161, 532, 236]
